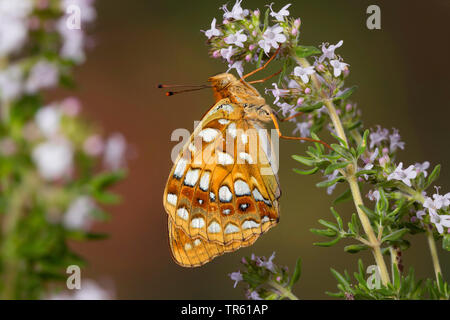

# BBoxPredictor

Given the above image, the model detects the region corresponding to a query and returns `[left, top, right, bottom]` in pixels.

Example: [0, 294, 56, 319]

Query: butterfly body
[163, 73, 281, 267]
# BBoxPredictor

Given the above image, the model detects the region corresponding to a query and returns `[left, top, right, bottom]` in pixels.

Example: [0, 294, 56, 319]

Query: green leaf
[310, 228, 337, 237]
[356, 130, 369, 158]
[443, 234, 450, 251]
[333, 188, 352, 205]
[296, 102, 323, 113]
[289, 258, 302, 288]
[90, 170, 126, 191]
[344, 244, 368, 253]
[330, 207, 343, 230]
[313, 236, 341, 247]
[66, 231, 109, 241]
[292, 155, 314, 166]
[318, 219, 339, 231]
[294, 45, 321, 58]
[330, 268, 350, 288]
[425, 164, 441, 188]
[330, 144, 353, 160]
[92, 191, 121, 204]
[316, 176, 345, 188]
[324, 161, 349, 175]
[293, 167, 319, 175]
[333, 86, 357, 102]
[381, 228, 409, 242]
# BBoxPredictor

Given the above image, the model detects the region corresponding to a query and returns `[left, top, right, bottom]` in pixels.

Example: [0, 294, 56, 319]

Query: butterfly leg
[241, 47, 281, 81]
[269, 113, 333, 151]
[279, 111, 303, 122]
[247, 69, 282, 84]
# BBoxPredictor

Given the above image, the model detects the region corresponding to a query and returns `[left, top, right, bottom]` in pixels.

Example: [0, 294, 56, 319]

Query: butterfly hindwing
[163, 98, 281, 267]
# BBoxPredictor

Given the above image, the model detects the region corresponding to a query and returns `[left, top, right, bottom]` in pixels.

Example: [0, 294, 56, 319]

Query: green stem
[1, 173, 36, 299]
[268, 281, 299, 300]
[426, 229, 442, 282]
[294, 56, 391, 286]
[395, 184, 444, 281]
[0, 56, 10, 123]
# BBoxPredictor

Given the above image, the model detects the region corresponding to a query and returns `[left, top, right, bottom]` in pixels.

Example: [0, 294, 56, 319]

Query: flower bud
[304, 87, 311, 94]
[296, 97, 304, 106]
[345, 103, 352, 112]
[245, 54, 252, 62]
[212, 50, 220, 58]
[249, 44, 255, 51]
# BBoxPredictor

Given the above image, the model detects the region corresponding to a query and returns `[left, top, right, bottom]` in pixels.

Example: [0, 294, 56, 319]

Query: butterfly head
[208, 73, 273, 122]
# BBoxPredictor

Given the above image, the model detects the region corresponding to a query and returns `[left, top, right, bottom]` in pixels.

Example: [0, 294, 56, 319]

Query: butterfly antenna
[157, 83, 211, 96]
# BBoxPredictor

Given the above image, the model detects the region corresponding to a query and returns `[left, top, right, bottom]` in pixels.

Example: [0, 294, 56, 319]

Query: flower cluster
[0, 0, 95, 103]
[229, 253, 301, 300]
[0, 0, 125, 299]
[205, 1, 450, 300]
[203, 1, 300, 76]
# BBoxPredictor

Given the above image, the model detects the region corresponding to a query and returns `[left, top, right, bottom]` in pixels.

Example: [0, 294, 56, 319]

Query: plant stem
[269, 281, 299, 300]
[1, 173, 35, 299]
[295, 56, 391, 285]
[395, 184, 444, 281]
[426, 229, 442, 282]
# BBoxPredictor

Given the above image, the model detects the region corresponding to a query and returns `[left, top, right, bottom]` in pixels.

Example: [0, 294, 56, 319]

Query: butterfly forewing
[163, 98, 280, 267]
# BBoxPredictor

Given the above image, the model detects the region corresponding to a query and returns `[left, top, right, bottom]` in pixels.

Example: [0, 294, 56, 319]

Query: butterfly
[162, 53, 330, 267]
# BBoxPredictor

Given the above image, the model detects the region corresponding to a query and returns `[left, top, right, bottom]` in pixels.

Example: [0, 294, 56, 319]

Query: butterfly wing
[163, 98, 281, 267]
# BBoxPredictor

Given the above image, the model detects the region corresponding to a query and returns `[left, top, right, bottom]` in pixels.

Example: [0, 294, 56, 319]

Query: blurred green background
[49, 0, 450, 299]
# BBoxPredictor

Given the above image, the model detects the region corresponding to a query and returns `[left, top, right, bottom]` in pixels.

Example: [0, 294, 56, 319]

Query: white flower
[269, 3, 291, 21]
[0, 0, 33, 56]
[423, 196, 439, 216]
[287, 79, 301, 89]
[322, 170, 339, 195]
[416, 210, 426, 220]
[414, 161, 430, 177]
[258, 24, 286, 54]
[329, 59, 348, 77]
[49, 279, 114, 300]
[57, 18, 86, 63]
[293, 65, 315, 83]
[32, 139, 73, 181]
[319, 40, 343, 62]
[433, 192, 450, 209]
[221, 0, 249, 20]
[429, 212, 450, 234]
[369, 126, 389, 149]
[227, 60, 244, 77]
[25, 61, 59, 93]
[220, 46, 236, 63]
[204, 18, 222, 39]
[277, 102, 294, 117]
[0, 16, 28, 56]
[0, 0, 33, 19]
[267, 82, 289, 104]
[292, 121, 310, 138]
[389, 128, 404, 152]
[35, 105, 61, 138]
[367, 189, 380, 202]
[63, 196, 95, 230]
[224, 29, 247, 48]
[0, 64, 23, 102]
[387, 162, 417, 187]
[103, 133, 126, 170]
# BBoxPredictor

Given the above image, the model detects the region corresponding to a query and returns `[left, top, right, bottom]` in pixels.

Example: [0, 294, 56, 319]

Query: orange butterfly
[162, 52, 330, 267]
